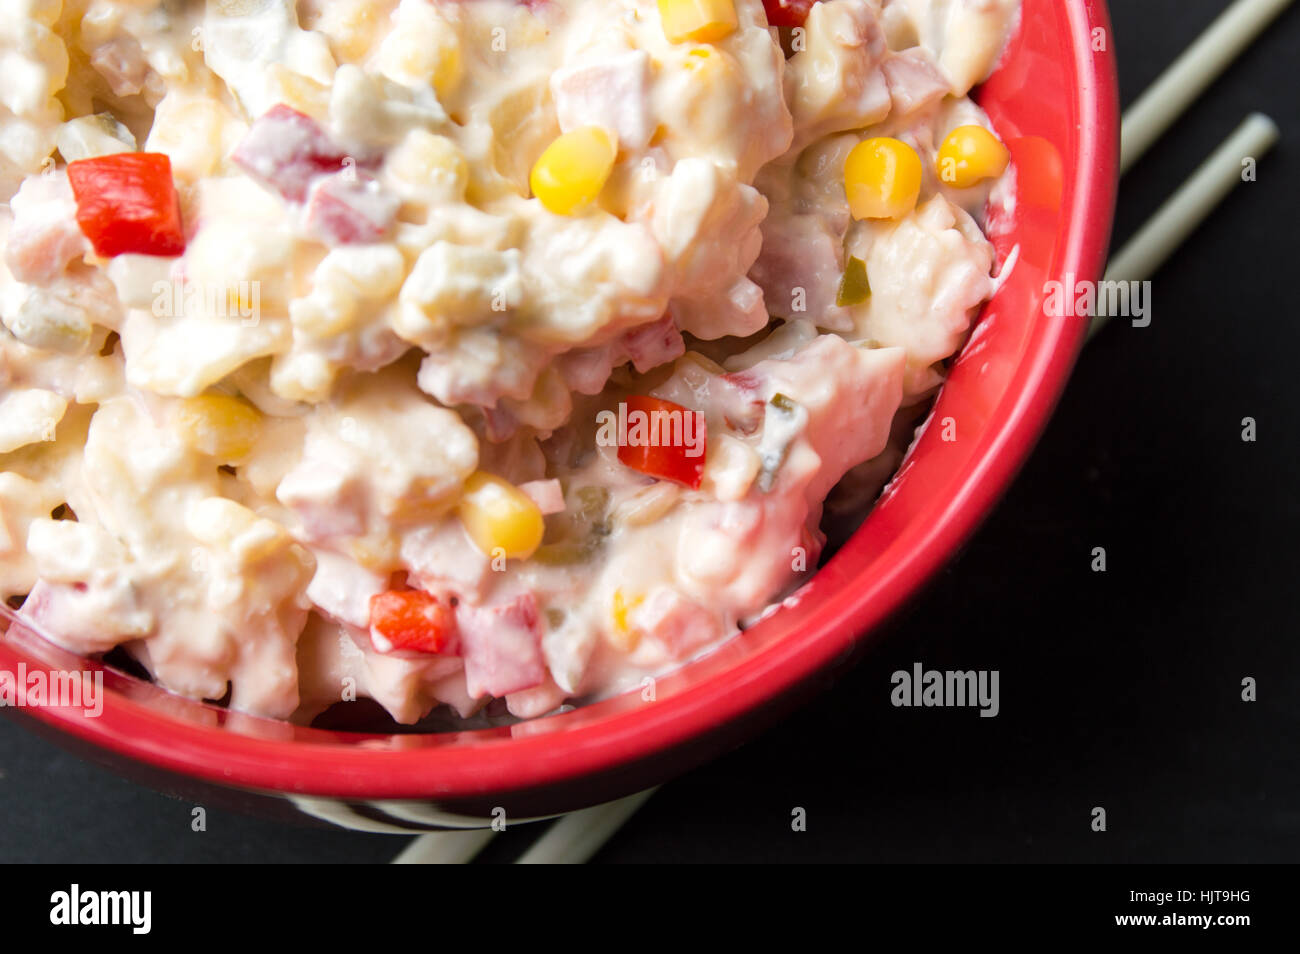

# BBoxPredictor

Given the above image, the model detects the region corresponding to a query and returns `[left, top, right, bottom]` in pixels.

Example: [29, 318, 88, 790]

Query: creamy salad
[0, 0, 1019, 725]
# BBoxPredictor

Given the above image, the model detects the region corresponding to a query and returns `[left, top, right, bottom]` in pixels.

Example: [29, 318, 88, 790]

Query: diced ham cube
[4, 173, 91, 285]
[276, 459, 368, 542]
[456, 593, 545, 698]
[557, 345, 618, 396]
[550, 50, 653, 150]
[400, 519, 491, 598]
[303, 171, 400, 246]
[750, 214, 848, 330]
[620, 313, 685, 374]
[480, 404, 520, 443]
[519, 478, 565, 515]
[232, 104, 368, 203]
[90, 37, 148, 98]
[306, 549, 387, 628]
[882, 48, 952, 117]
[550, 316, 683, 399]
[630, 587, 719, 658]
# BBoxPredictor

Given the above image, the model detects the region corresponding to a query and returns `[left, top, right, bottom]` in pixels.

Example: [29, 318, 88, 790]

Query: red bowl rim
[2, 0, 1119, 801]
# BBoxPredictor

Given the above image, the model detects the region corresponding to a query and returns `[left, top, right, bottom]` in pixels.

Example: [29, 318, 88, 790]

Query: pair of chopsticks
[390, 788, 659, 864]
[1091, 0, 1289, 337]
[380, 0, 1291, 864]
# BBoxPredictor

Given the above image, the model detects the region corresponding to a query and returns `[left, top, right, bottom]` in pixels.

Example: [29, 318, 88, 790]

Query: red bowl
[0, 0, 1118, 828]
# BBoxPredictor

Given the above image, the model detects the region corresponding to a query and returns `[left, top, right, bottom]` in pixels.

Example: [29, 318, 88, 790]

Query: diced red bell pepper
[66, 152, 186, 258]
[616, 394, 707, 490]
[763, 0, 818, 27]
[368, 589, 459, 655]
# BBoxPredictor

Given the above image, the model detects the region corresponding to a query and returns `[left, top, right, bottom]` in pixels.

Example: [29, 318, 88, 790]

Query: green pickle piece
[532, 485, 612, 565]
[574, 486, 610, 518]
[758, 392, 801, 493]
[532, 540, 597, 565]
[835, 256, 871, 307]
[770, 392, 797, 415]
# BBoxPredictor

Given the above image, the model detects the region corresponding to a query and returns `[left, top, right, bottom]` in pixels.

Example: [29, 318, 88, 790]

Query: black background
[2, 0, 1297, 863]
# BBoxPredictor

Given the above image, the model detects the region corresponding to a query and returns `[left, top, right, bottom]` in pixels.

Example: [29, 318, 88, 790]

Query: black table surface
[2, 0, 1297, 863]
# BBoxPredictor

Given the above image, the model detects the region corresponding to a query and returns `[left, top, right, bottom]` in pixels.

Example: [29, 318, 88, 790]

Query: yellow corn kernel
[609, 589, 644, 651]
[658, 0, 738, 44]
[844, 137, 923, 220]
[529, 126, 618, 216]
[456, 472, 545, 560]
[173, 394, 263, 463]
[937, 124, 1010, 189]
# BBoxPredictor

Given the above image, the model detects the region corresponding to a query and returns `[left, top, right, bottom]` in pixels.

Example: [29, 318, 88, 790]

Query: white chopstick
[388, 788, 658, 864]
[287, 795, 432, 834]
[1090, 112, 1279, 338]
[514, 788, 659, 864]
[393, 828, 497, 864]
[1120, 0, 1295, 173]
